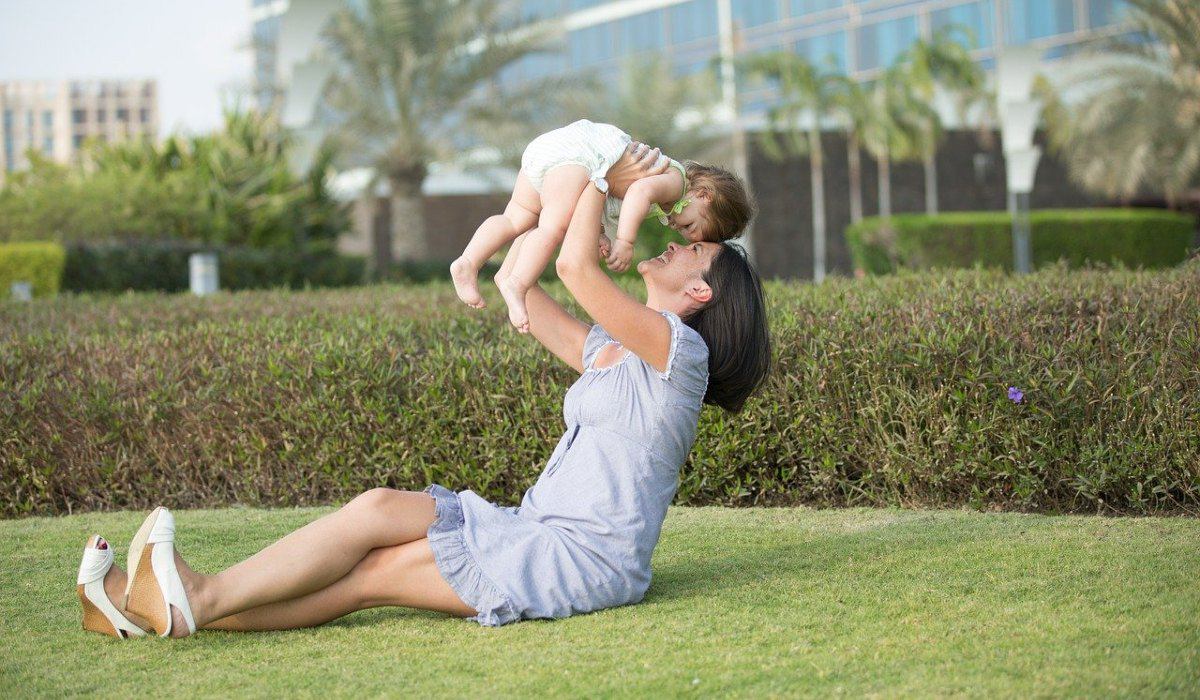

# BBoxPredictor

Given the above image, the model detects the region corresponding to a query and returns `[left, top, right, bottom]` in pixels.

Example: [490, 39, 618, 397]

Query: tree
[861, 65, 939, 220]
[320, 0, 556, 274]
[741, 52, 842, 283]
[897, 27, 986, 214]
[1040, 0, 1200, 206]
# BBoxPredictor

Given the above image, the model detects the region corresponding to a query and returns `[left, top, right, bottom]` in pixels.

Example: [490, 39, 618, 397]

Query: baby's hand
[598, 234, 612, 260]
[606, 239, 634, 273]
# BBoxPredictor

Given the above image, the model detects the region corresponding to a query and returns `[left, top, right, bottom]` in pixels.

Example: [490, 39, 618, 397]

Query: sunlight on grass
[2, 505, 1197, 697]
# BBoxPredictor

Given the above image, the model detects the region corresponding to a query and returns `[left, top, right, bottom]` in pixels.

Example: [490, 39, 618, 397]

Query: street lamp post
[716, 0, 754, 264]
[996, 47, 1044, 275]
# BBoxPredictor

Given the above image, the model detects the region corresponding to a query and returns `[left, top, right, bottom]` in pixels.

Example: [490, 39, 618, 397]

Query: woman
[75, 143, 772, 638]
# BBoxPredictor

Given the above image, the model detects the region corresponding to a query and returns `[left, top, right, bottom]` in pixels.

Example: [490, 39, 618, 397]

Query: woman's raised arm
[555, 185, 672, 373]
[496, 233, 591, 373]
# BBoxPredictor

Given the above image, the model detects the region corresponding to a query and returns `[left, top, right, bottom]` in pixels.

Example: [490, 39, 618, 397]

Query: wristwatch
[591, 175, 609, 194]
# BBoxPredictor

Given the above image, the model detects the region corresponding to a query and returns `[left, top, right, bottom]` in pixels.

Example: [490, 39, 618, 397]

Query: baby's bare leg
[452, 171, 540, 308]
[499, 165, 590, 332]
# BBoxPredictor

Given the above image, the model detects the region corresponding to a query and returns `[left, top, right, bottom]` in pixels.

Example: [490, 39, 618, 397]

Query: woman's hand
[605, 141, 670, 199]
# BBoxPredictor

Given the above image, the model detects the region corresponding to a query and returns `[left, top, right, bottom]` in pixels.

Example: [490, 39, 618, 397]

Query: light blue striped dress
[423, 310, 709, 626]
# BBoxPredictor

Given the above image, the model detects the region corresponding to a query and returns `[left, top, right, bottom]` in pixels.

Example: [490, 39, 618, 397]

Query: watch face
[594, 177, 609, 193]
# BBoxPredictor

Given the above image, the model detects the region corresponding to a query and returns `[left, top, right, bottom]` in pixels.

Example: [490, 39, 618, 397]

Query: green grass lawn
[3, 505, 1197, 697]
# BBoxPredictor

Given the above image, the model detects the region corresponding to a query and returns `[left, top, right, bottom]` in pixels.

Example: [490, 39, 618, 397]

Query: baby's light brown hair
[684, 162, 756, 242]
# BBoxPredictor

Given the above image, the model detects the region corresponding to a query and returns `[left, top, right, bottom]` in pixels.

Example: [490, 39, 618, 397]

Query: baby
[450, 119, 753, 332]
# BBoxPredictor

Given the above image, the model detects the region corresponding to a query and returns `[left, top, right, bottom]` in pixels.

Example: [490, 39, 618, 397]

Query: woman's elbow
[555, 255, 584, 280]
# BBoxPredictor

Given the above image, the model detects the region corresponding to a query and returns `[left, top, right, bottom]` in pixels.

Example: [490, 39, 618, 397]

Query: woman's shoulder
[655, 311, 709, 399]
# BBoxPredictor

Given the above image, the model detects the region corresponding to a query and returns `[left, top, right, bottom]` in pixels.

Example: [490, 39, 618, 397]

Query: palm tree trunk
[847, 131, 863, 225]
[810, 127, 826, 284]
[923, 150, 938, 215]
[878, 149, 892, 220]
[388, 176, 427, 264]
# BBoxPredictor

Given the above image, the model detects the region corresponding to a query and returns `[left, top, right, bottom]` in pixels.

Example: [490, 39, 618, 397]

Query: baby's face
[667, 194, 712, 243]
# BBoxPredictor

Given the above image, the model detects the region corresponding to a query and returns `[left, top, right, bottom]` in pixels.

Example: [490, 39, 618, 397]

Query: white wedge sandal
[124, 507, 197, 637]
[76, 535, 148, 639]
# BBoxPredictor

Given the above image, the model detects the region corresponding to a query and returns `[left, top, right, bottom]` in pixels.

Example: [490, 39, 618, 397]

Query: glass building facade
[499, 0, 1131, 116]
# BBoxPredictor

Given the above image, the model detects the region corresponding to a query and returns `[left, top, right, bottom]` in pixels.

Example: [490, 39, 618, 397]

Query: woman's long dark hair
[680, 242, 772, 413]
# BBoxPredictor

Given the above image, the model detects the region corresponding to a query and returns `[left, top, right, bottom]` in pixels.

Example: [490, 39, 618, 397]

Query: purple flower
[1007, 386, 1024, 403]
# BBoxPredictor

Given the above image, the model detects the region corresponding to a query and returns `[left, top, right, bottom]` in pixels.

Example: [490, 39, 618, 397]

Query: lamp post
[996, 47, 1043, 275]
[716, 0, 754, 264]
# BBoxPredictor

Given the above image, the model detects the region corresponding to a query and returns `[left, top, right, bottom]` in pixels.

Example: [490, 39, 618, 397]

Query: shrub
[2, 262, 1197, 517]
[846, 208, 1196, 274]
[0, 242, 66, 299]
[61, 241, 366, 293]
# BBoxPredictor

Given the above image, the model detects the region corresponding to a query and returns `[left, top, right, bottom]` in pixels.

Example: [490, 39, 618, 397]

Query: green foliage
[0, 241, 65, 299]
[1039, 0, 1200, 201]
[60, 241, 365, 293]
[0, 110, 349, 249]
[846, 209, 1196, 274]
[3, 265, 1198, 517]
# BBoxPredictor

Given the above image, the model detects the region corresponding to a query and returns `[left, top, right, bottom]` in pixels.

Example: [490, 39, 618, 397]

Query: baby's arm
[606, 170, 685, 272]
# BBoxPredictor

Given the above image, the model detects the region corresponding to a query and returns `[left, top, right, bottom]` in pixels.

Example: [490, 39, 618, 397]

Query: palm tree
[320, 0, 556, 273]
[1040, 0, 1200, 205]
[741, 52, 842, 283]
[898, 27, 986, 215]
[830, 75, 868, 225]
[858, 65, 937, 221]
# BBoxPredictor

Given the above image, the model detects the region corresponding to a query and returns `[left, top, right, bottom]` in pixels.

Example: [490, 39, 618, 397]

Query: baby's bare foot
[450, 256, 486, 309]
[499, 278, 529, 332]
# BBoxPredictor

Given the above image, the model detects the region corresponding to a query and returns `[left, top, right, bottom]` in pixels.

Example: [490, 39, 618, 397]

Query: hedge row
[2, 262, 1198, 517]
[61, 241, 366, 293]
[846, 208, 1196, 274]
[0, 242, 66, 299]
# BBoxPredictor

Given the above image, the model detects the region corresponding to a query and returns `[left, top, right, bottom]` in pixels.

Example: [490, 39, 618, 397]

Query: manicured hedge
[0, 242, 66, 300]
[846, 208, 1196, 274]
[2, 262, 1198, 517]
[61, 241, 366, 293]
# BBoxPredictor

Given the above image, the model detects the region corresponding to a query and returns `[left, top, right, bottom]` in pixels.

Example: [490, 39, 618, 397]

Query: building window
[43, 137, 53, 155]
[26, 111, 34, 133]
[932, 0, 995, 49]
[734, 0, 781, 29]
[72, 109, 86, 124]
[857, 14, 919, 71]
[790, 0, 842, 17]
[140, 108, 150, 123]
[669, 0, 718, 45]
[1089, 0, 1130, 27]
[569, 23, 616, 67]
[2, 109, 12, 129]
[117, 108, 130, 123]
[143, 83, 154, 97]
[42, 110, 53, 128]
[796, 30, 848, 72]
[621, 10, 664, 54]
[73, 134, 85, 149]
[96, 109, 107, 124]
[1006, 0, 1075, 43]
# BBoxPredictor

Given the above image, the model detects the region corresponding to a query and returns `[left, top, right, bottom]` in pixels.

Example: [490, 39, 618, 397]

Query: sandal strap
[76, 544, 113, 585]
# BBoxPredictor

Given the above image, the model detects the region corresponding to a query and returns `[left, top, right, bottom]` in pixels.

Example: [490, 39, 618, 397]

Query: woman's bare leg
[162, 488, 440, 636]
[498, 165, 590, 332]
[451, 171, 541, 308]
[102, 537, 474, 633]
[203, 538, 476, 631]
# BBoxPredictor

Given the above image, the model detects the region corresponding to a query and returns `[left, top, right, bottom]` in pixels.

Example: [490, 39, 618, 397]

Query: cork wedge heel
[123, 507, 197, 638]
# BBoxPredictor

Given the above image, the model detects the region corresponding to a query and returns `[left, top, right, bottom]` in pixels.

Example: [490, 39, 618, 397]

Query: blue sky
[0, 0, 252, 134]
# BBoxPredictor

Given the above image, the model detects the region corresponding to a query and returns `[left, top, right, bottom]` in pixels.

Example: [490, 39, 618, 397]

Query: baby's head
[670, 162, 756, 243]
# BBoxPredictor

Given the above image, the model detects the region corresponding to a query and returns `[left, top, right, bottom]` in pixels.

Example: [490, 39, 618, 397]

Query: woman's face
[637, 240, 720, 299]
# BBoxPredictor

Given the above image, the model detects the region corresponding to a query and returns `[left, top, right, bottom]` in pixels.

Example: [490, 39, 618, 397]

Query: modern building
[257, 0, 1136, 274]
[0, 79, 158, 187]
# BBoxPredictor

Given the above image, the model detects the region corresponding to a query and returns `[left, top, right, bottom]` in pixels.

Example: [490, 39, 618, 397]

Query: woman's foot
[498, 277, 530, 333]
[76, 535, 151, 638]
[125, 507, 204, 638]
[450, 256, 486, 309]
